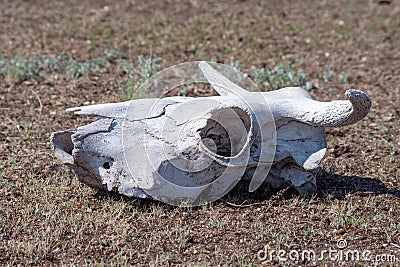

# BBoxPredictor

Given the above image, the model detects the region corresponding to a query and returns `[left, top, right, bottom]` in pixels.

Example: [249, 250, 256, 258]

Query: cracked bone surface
[51, 62, 371, 205]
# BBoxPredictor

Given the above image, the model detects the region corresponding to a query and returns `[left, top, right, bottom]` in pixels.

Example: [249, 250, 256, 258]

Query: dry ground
[1, 0, 400, 266]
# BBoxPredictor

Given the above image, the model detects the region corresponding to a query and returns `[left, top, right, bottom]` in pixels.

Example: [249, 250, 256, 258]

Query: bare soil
[1, 0, 399, 266]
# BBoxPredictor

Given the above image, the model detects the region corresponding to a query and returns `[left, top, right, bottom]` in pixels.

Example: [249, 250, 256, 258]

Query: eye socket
[103, 162, 111, 169]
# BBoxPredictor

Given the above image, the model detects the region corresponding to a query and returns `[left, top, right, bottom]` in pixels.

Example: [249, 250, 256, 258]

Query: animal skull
[51, 62, 371, 205]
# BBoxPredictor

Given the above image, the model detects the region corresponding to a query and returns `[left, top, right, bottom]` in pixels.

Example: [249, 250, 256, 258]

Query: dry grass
[1, 0, 399, 266]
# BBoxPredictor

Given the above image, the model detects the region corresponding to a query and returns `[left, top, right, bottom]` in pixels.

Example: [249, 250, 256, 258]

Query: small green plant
[4, 57, 44, 83]
[137, 55, 160, 84]
[90, 57, 109, 72]
[40, 54, 69, 72]
[0, 57, 6, 76]
[334, 215, 364, 227]
[252, 61, 311, 90]
[321, 66, 334, 84]
[216, 58, 245, 85]
[103, 47, 122, 62]
[339, 71, 348, 84]
[117, 59, 135, 78]
[228, 58, 242, 71]
[117, 79, 136, 102]
[0, 48, 122, 84]
[242, 258, 255, 267]
[116, 55, 160, 101]
[66, 59, 90, 82]
[395, 224, 400, 234]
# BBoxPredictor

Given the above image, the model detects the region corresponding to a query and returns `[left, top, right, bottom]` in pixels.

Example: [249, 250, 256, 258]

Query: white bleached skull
[51, 62, 371, 206]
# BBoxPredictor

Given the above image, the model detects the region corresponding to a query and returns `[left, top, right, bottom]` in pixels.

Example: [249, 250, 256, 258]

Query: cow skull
[51, 62, 371, 206]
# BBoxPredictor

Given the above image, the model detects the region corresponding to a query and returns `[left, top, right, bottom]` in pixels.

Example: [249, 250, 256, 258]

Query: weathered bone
[51, 62, 371, 205]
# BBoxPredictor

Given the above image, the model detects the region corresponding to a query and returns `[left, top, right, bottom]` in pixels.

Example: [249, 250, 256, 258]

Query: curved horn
[268, 89, 371, 127]
[199, 62, 371, 128]
[198, 61, 249, 96]
[340, 89, 372, 126]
